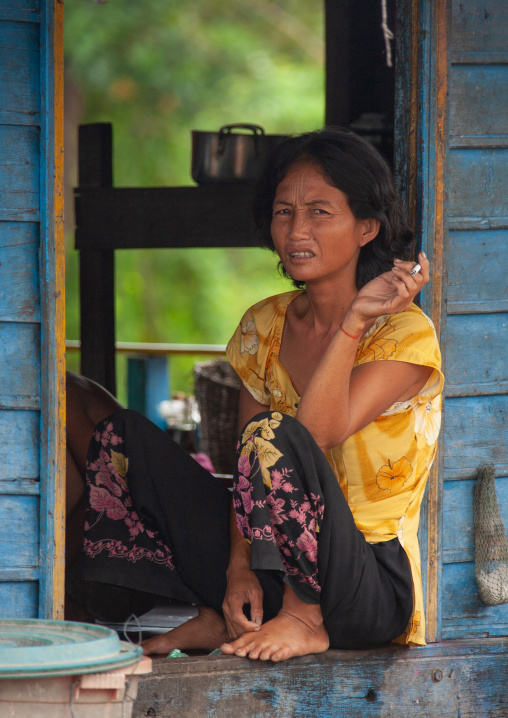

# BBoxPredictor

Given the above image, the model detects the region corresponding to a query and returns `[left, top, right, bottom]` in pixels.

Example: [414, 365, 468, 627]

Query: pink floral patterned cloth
[84, 420, 176, 568]
[78, 408, 412, 646]
[233, 411, 325, 601]
[80, 409, 232, 615]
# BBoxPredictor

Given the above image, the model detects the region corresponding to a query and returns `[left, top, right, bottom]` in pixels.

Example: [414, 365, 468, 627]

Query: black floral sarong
[80, 409, 231, 616]
[76, 408, 413, 648]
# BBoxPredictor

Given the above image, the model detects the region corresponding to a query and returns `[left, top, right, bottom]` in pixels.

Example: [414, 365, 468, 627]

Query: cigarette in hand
[409, 264, 421, 277]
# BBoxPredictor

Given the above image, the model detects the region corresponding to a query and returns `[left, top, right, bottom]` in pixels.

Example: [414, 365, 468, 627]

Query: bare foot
[141, 607, 229, 656]
[220, 611, 329, 662]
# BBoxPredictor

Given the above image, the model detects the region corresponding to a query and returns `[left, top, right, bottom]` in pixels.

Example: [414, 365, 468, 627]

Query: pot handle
[219, 124, 265, 136]
[217, 124, 265, 155]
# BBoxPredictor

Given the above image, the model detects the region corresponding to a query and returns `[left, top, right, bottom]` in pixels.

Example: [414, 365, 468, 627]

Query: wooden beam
[324, 0, 353, 126]
[133, 637, 508, 718]
[425, 0, 448, 646]
[78, 124, 116, 395]
[38, 0, 65, 620]
[66, 340, 227, 356]
[395, 0, 449, 643]
[74, 185, 259, 250]
[394, 0, 420, 227]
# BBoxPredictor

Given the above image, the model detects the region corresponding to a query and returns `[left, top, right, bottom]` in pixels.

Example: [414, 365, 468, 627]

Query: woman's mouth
[290, 251, 314, 258]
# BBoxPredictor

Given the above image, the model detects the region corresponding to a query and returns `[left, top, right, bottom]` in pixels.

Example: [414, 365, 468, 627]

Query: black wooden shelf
[74, 184, 259, 251]
[74, 123, 265, 395]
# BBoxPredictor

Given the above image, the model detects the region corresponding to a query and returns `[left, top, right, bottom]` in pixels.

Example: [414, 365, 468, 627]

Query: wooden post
[38, 0, 66, 620]
[325, 0, 396, 163]
[324, 0, 353, 126]
[395, 0, 449, 643]
[78, 123, 116, 395]
[127, 356, 170, 430]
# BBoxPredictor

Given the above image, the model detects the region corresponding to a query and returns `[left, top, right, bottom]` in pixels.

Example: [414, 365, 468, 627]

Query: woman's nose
[288, 211, 311, 239]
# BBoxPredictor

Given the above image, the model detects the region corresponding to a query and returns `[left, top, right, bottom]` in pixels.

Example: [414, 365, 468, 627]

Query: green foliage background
[65, 0, 324, 399]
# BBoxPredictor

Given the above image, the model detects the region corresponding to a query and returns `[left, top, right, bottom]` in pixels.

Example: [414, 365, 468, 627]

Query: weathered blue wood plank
[447, 229, 508, 314]
[0, 568, 38, 580]
[0, 581, 38, 619]
[0, 322, 40, 409]
[443, 476, 508, 563]
[444, 396, 508, 479]
[0, 125, 39, 221]
[451, 52, 508, 66]
[442, 561, 508, 639]
[450, 135, 508, 149]
[450, 65, 508, 140]
[0, 0, 40, 23]
[415, 0, 448, 644]
[0, 410, 39, 479]
[0, 15, 38, 49]
[0, 478, 39, 495]
[0, 11, 39, 24]
[444, 313, 507, 396]
[1, 0, 40, 8]
[0, 222, 40, 322]
[451, 0, 508, 54]
[38, 0, 65, 620]
[448, 149, 508, 223]
[0, 20, 39, 126]
[449, 217, 508, 231]
[134, 638, 508, 718]
[0, 494, 38, 568]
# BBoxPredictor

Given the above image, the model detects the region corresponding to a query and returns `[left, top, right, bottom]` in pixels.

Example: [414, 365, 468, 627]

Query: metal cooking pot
[191, 124, 288, 184]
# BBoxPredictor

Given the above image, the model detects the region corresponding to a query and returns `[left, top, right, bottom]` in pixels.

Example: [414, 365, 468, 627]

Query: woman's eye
[274, 208, 290, 215]
[313, 208, 329, 215]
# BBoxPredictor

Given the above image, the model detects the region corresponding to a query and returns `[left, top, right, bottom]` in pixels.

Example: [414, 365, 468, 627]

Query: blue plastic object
[0, 619, 143, 678]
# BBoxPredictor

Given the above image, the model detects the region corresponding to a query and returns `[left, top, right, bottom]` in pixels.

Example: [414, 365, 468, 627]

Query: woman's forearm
[295, 260, 431, 451]
[227, 502, 251, 574]
[224, 501, 265, 635]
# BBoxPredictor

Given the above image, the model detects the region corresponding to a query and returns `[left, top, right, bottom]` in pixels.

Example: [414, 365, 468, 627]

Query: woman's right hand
[347, 252, 429, 329]
[222, 564, 264, 640]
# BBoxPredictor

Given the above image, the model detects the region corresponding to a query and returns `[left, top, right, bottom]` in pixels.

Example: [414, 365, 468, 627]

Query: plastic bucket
[0, 619, 152, 717]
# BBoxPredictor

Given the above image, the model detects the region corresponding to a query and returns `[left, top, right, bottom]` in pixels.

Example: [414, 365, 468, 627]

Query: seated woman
[66, 127, 443, 661]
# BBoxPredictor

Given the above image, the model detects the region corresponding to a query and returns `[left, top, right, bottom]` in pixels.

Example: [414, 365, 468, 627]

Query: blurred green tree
[64, 0, 324, 396]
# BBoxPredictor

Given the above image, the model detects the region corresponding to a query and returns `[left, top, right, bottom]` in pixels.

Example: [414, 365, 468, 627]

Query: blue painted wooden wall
[396, 0, 508, 643]
[0, 0, 65, 619]
[1, 0, 506, 645]
[440, 0, 508, 639]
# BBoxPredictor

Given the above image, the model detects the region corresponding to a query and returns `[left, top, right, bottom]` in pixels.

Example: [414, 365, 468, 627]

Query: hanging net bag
[473, 464, 508, 606]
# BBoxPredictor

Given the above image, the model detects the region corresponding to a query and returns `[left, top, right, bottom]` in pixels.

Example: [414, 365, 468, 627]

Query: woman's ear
[358, 218, 381, 246]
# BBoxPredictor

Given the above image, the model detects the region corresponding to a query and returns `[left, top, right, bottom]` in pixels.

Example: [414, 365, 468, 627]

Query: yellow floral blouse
[226, 290, 444, 646]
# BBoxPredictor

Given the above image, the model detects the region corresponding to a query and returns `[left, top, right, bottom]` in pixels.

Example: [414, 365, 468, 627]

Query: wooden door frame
[395, 0, 449, 642]
[39, 0, 65, 619]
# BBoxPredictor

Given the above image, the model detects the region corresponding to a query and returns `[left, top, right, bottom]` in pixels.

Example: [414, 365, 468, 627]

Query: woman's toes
[271, 649, 286, 662]
[219, 642, 234, 654]
[258, 647, 273, 661]
[247, 645, 263, 660]
[230, 635, 257, 657]
[235, 641, 256, 657]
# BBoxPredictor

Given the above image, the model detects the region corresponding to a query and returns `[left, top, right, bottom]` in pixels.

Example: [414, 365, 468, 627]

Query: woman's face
[270, 161, 378, 288]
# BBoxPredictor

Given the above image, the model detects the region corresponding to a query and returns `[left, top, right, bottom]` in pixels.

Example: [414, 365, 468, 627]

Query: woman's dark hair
[253, 126, 415, 289]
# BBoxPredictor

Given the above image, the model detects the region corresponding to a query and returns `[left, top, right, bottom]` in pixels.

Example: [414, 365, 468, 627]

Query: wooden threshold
[133, 636, 508, 718]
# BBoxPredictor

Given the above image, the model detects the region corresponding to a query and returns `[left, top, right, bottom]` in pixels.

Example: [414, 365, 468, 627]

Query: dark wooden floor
[133, 636, 508, 718]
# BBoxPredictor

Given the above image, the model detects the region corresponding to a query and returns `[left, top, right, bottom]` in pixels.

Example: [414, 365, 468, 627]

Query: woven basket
[193, 359, 241, 474]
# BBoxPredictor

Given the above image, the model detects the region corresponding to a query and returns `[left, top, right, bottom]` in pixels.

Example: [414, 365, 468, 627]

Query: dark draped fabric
[68, 409, 412, 649]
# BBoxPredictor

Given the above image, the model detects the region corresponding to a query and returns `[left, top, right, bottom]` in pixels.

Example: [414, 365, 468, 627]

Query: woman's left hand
[349, 251, 429, 326]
